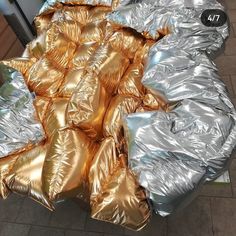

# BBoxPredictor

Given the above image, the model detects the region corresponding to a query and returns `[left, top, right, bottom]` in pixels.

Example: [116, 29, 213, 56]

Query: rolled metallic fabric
[42, 128, 98, 201]
[109, 29, 145, 59]
[72, 42, 99, 69]
[26, 56, 65, 97]
[0, 155, 19, 199]
[58, 69, 85, 97]
[118, 63, 145, 98]
[5, 144, 54, 210]
[0, 64, 45, 158]
[43, 98, 69, 138]
[103, 95, 141, 144]
[67, 72, 111, 139]
[87, 43, 130, 94]
[89, 137, 151, 231]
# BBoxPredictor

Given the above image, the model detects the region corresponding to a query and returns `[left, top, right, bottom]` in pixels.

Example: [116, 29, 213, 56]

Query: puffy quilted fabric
[0, 3, 165, 230]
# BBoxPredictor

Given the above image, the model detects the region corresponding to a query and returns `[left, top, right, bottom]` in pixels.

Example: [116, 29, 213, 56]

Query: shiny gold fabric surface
[67, 73, 111, 139]
[88, 6, 111, 22]
[0, 2, 158, 230]
[89, 138, 151, 231]
[26, 56, 65, 96]
[34, 96, 51, 123]
[43, 98, 69, 138]
[46, 23, 72, 52]
[109, 29, 145, 59]
[53, 20, 82, 44]
[63, 6, 90, 25]
[87, 44, 130, 94]
[0, 155, 18, 199]
[59, 69, 84, 97]
[5, 144, 54, 210]
[42, 128, 98, 201]
[134, 40, 155, 64]
[103, 95, 141, 143]
[80, 21, 107, 44]
[72, 42, 98, 69]
[46, 41, 77, 69]
[118, 63, 145, 98]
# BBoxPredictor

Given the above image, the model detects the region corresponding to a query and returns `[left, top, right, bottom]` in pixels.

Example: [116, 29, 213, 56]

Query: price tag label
[201, 9, 227, 27]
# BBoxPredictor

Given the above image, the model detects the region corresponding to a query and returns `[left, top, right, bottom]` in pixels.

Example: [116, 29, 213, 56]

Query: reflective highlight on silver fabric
[114, 0, 236, 216]
[0, 65, 45, 158]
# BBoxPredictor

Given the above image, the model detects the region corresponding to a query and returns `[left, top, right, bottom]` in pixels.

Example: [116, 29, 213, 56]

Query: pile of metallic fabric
[0, 0, 235, 231]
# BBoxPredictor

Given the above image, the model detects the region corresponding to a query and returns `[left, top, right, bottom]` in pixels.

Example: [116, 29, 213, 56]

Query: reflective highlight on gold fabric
[46, 41, 76, 69]
[67, 73, 111, 139]
[72, 42, 98, 69]
[26, 56, 65, 96]
[118, 63, 145, 98]
[5, 144, 54, 210]
[63, 6, 90, 25]
[59, 69, 84, 97]
[87, 44, 130, 94]
[80, 21, 107, 43]
[134, 40, 155, 64]
[34, 96, 51, 123]
[88, 6, 111, 22]
[103, 95, 141, 143]
[42, 129, 98, 201]
[109, 29, 144, 59]
[43, 98, 69, 138]
[54, 20, 82, 44]
[46, 23, 71, 52]
[0, 155, 18, 199]
[89, 138, 151, 231]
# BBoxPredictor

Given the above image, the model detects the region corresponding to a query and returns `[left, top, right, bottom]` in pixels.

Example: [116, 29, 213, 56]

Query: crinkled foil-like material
[5, 144, 54, 210]
[0, 155, 18, 199]
[67, 73, 111, 139]
[1, 0, 235, 230]
[111, 0, 236, 216]
[89, 137, 151, 231]
[0, 65, 45, 158]
[42, 128, 98, 201]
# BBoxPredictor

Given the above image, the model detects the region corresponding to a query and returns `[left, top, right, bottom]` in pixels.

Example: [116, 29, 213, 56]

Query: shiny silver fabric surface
[108, 0, 228, 55]
[0, 65, 45, 158]
[111, 0, 236, 216]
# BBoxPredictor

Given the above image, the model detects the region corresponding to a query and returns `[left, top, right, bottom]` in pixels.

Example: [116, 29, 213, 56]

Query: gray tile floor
[1, 0, 236, 235]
